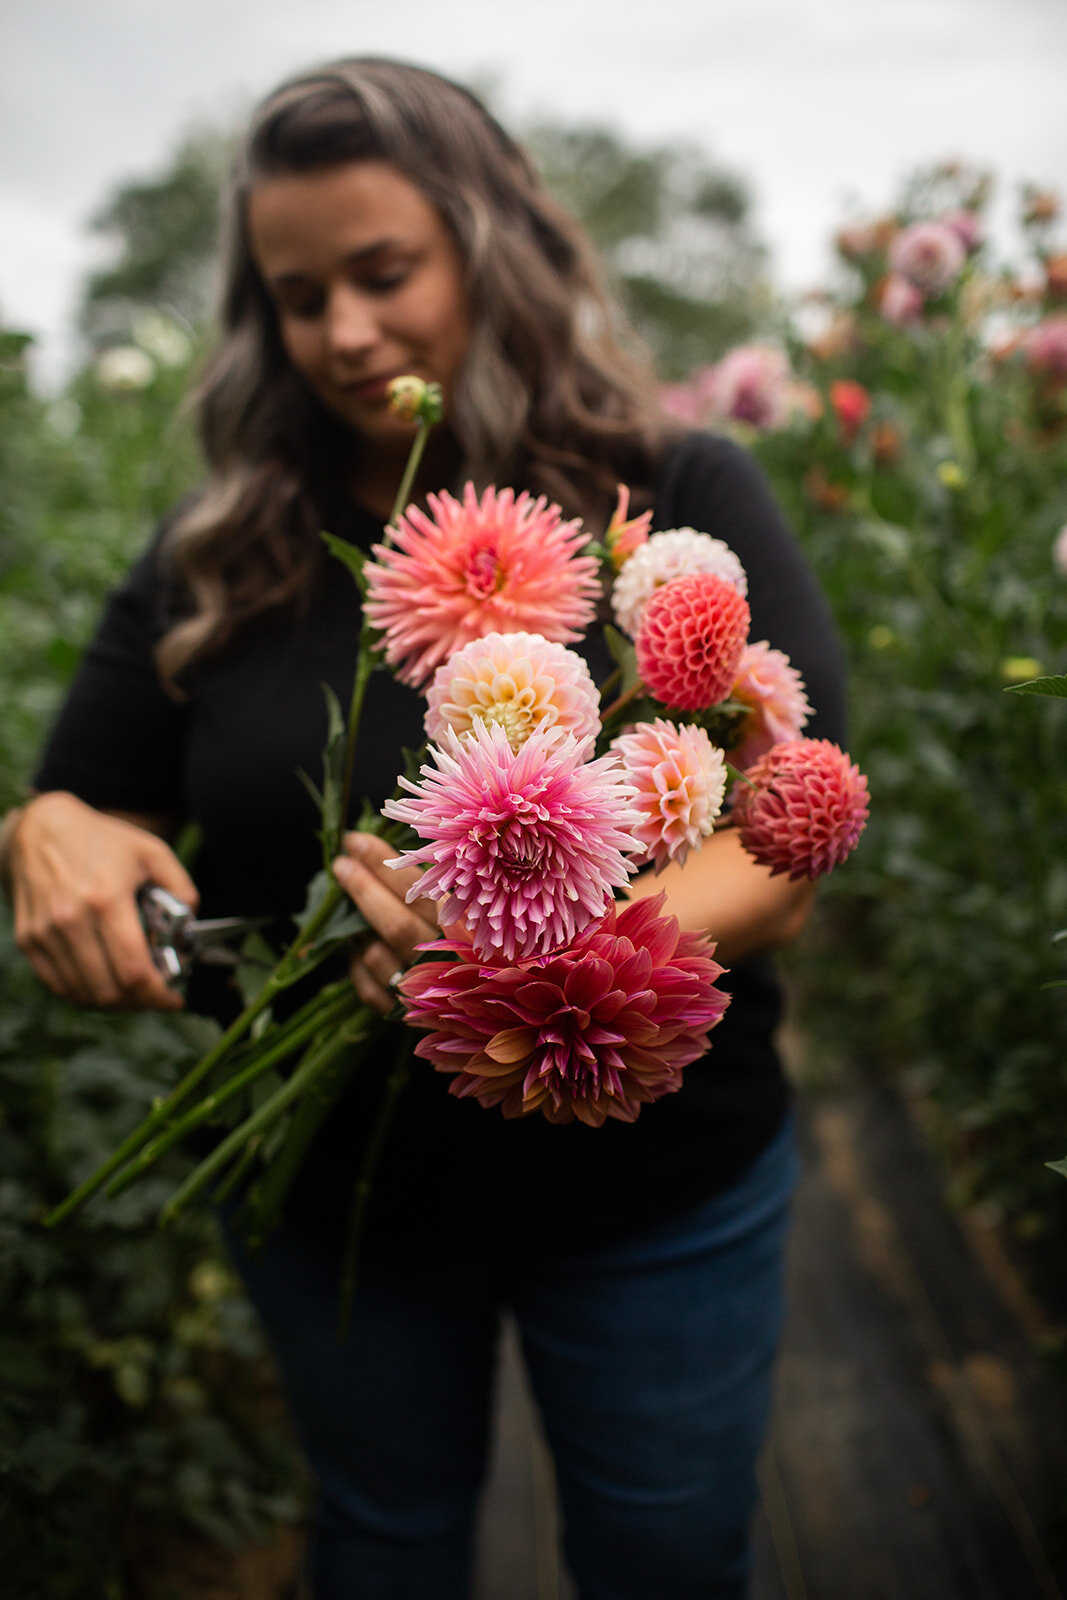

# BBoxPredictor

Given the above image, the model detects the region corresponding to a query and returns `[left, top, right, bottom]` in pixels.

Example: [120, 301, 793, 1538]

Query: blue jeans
[223, 1112, 798, 1600]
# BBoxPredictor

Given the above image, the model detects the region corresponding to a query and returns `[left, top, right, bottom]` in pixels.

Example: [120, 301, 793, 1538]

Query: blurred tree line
[78, 116, 769, 373]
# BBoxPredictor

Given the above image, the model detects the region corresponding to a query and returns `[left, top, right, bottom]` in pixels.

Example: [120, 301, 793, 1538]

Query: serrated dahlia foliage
[611, 719, 727, 873]
[732, 739, 870, 881]
[635, 571, 751, 711]
[383, 720, 643, 963]
[424, 631, 601, 753]
[362, 483, 600, 688]
[611, 527, 748, 638]
[399, 895, 730, 1126]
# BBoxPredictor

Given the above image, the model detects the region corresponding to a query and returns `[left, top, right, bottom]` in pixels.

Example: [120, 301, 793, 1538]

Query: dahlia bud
[386, 375, 444, 425]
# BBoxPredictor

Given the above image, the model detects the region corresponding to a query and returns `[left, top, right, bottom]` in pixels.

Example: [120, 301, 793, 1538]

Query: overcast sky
[2, 0, 1065, 386]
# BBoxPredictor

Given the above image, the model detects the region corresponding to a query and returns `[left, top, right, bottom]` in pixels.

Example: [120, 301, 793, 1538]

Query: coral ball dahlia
[383, 721, 642, 962]
[362, 483, 600, 689]
[732, 738, 869, 881]
[399, 895, 730, 1126]
[635, 572, 750, 711]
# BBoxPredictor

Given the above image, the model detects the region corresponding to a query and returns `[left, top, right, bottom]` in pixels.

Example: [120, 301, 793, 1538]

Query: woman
[2, 58, 846, 1599]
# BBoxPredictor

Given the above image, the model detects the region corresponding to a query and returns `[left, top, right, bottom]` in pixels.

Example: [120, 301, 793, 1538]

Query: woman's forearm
[625, 824, 816, 969]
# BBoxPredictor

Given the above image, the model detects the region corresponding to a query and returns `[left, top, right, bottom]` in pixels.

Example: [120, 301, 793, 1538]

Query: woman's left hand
[332, 831, 440, 1016]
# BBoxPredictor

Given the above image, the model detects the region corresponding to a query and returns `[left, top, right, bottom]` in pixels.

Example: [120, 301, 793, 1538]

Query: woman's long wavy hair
[158, 56, 670, 685]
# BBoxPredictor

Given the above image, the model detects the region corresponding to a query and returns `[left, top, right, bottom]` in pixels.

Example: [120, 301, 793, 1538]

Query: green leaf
[320, 529, 369, 595]
[1006, 674, 1067, 698]
[603, 624, 640, 691]
[319, 681, 347, 866]
[1046, 1158, 1067, 1179]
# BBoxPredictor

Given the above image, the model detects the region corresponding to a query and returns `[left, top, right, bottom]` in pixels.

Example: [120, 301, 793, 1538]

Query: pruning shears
[137, 883, 274, 987]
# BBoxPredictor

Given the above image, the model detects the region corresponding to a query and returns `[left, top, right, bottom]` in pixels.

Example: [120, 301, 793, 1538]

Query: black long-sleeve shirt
[35, 432, 846, 1260]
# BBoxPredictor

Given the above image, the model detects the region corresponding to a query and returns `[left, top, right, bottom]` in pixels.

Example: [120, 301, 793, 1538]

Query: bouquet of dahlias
[47, 382, 869, 1277]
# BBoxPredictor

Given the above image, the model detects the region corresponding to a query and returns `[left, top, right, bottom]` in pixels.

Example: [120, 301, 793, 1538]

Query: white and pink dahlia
[635, 572, 750, 712]
[611, 527, 747, 639]
[424, 631, 600, 753]
[383, 720, 642, 962]
[701, 345, 794, 432]
[732, 738, 869, 881]
[399, 894, 730, 1126]
[889, 221, 966, 298]
[362, 483, 600, 689]
[611, 719, 726, 873]
[729, 641, 812, 771]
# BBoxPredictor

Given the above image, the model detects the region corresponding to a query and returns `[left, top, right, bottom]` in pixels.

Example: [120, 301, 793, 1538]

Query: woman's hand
[332, 831, 441, 1016]
[8, 791, 199, 1010]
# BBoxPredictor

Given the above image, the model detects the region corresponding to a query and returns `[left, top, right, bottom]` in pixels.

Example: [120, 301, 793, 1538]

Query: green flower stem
[339, 642, 377, 847]
[102, 984, 358, 1198]
[209, 1133, 264, 1208]
[386, 419, 432, 538]
[160, 1007, 373, 1227]
[238, 1010, 382, 1247]
[600, 678, 647, 728]
[44, 911, 345, 1228]
[337, 1033, 415, 1339]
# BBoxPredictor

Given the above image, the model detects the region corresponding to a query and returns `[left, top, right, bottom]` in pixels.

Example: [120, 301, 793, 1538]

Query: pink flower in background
[611, 528, 747, 638]
[729, 642, 812, 770]
[1024, 316, 1067, 380]
[942, 209, 983, 254]
[604, 484, 653, 571]
[701, 345, 794, 431]
[383, 721, 641, 962]
[635, 572, 750, 711]
[659, 381, 707, 426]
[424, 631, 600, 753]
[611, 719, 727, 872]
[363, 483, 600, 688]
[879, 274, 926, 327]
[399, 894, 730, 1126]
[889, 221, 966, 297]
[732, 739, 869, 881]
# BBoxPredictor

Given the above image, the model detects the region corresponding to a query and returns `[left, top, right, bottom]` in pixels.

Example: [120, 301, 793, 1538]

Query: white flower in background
[1053, 524, 1067, 577]
[611, 527, 748, 639]
[132, 310, 192, 368]
[95, 346, 156, 392]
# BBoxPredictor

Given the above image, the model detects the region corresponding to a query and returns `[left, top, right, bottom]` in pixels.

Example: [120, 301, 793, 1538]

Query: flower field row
[666, 163, 1067, 1251]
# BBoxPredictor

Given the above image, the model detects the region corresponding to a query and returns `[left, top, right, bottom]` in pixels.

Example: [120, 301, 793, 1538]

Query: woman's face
[248, 160, 472, 454]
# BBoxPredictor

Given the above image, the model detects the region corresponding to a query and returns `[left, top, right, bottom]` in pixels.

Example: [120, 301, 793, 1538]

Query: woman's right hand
[8, 791, 199, 1010]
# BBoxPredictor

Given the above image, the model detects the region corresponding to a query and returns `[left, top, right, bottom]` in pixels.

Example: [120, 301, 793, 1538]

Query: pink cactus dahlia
[635, 572, 750, 712]
[362, 483, 600, 689]
[729, 641, 812, 771]
[889, 221, 966, 298]
[611, 527, 747, 639]
[398, 894, 730, 1126]
[611, 719, 726, 873]
[383, 720, 642, 962]
[424, 631, 600, 753]
[732, 738, 869, 881]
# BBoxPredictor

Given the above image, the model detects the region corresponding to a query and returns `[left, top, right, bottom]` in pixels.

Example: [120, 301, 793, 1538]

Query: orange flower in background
[870, 421, 903, 465]
[829, 380, 871, 444]
[803, 466, 850, 514]
[1044, 254, 1067, 301]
